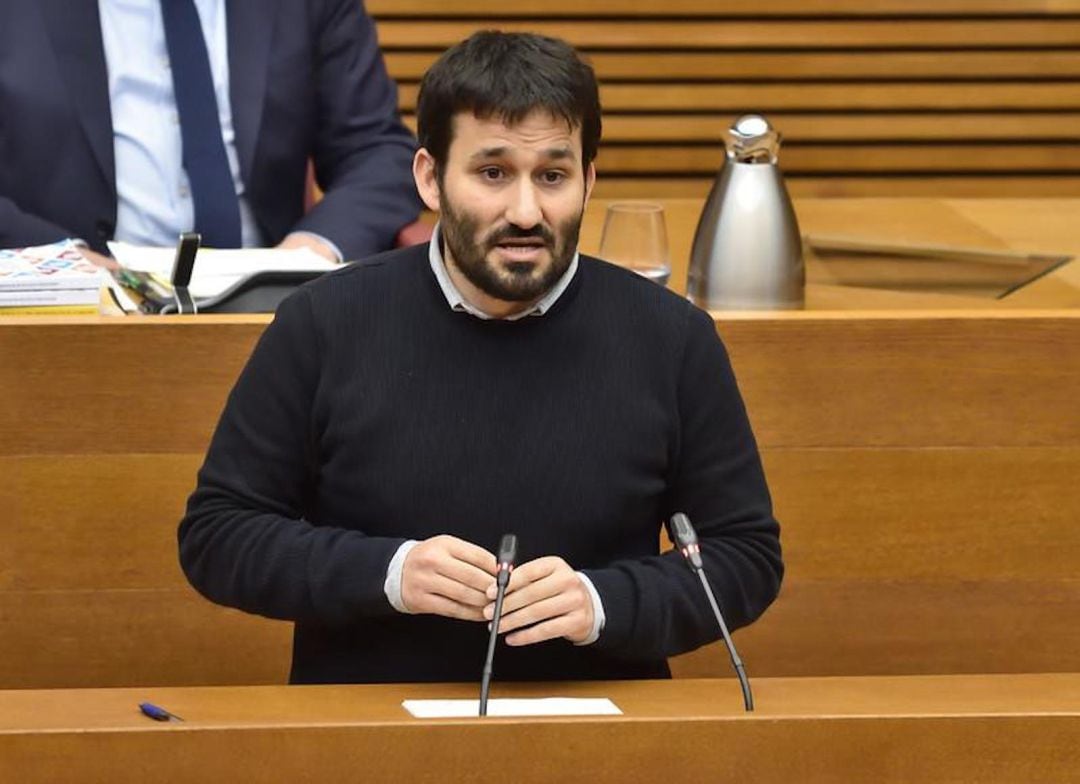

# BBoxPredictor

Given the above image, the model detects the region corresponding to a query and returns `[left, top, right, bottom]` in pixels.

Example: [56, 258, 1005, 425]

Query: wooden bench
[367, 0, 1080, 198]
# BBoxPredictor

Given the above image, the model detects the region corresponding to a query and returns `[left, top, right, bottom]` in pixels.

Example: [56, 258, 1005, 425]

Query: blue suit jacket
[0, 0, 421, 259]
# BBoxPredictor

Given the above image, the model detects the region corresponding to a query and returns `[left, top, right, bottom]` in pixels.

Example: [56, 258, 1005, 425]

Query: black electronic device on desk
[116, 233, 329, 314]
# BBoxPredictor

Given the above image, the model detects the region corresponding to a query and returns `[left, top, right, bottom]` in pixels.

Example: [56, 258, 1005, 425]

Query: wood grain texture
[0, 590, 291, 688]
[0, 318, 267, 456]
[387, 51, 1080, 80]
[377, 20, 1080, 49]
[397, 82, 1080, 112]
[595, 143, 1080, 174]
[368, 0, 1080, 15]
[590, 176, 1080, 199]
[510, 113, 1080, 143]
[1, 677, 1078, 783]
[2, 313, 1076, 455]
[372, 1, 1080, 196]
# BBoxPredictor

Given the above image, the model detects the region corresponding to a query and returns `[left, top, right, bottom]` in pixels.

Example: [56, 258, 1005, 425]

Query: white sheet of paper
[402, 698, 622, 718]
[108, 242, 338, 299]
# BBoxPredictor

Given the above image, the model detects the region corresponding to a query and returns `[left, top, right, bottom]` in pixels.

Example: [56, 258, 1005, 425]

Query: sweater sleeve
[177, 287, 405, 626]
[583, 306, 784, 660]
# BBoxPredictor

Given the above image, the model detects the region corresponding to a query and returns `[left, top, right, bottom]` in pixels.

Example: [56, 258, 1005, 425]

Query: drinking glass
[597, 202, 671, 286]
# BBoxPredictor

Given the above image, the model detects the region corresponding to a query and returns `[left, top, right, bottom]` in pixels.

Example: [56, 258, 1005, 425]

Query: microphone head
[496, 534, 518, 567]
[668, 513, 698, 548]
[668, 513, 704, 569]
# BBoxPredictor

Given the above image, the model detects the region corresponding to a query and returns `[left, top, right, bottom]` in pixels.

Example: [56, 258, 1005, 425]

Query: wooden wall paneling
[596, 144, 1080, 174]
[0, 319, 266, 456]
[375, 20, 1080, 49]
[373, 3, 1080, 197]
[385, 51, 1080, 81]
[396, 82, 1080, 113]
[367, 0, 1080, 15]
[718, 314, 1080, 449]
[588, 176, 1080, 199]
[0, 590, 291, 688]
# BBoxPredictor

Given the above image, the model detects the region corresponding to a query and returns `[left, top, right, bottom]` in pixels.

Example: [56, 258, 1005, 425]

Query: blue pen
[139, 702, 183, 722]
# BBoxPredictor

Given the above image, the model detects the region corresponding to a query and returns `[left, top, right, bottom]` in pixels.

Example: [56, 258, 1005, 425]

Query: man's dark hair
[416, 31, 602, 174]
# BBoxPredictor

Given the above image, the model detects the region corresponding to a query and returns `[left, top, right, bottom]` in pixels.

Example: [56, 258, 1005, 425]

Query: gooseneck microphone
[668, 513, 754, 712]
[479, 533, 518, 717]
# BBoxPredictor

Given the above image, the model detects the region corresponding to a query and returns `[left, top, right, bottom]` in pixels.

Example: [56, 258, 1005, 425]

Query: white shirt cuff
[384, 540, 420, 613]
[575, 572, 606, 646]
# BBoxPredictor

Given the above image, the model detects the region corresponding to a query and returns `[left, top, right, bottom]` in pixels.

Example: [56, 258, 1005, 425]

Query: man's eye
[541, 171, 566, 184]
[480, 167, 504, 181]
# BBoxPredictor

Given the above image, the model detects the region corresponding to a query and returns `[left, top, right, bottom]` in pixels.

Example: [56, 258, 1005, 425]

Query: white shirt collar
[428, 223, 579, 321]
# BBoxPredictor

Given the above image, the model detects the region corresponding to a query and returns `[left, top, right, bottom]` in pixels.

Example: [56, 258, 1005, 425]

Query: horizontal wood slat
[396, 82, 1080, 111]
[3, 443, 1077, 685]
[721, 314, 1080, 449]
[386, 50, 1080, 81]
[596, 143, 1080, 174]
[0, 319, 265, 456]
[377, 4, 1079, 195]
[1, 455, 200, 590]
[589, 176, 1080, 198]
[762, 447, 1080, 581]
[0, 590, 290, 688]
[377, 20, 1080, 49]
[673, 578, 1080, 677]
[369, 0, 1080, 16]
[401, 113, 1080, 150]
[5, 446, 1075, 592]
[3, 315, 1077, 455]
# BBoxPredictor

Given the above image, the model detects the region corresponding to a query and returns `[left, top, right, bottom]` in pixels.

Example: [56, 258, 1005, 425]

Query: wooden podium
[2, 675, 1078, 782]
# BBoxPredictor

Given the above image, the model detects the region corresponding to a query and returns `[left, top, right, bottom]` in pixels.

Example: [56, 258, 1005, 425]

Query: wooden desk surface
[1, 675, 1077, 783]
[579, 197, 1080, 309]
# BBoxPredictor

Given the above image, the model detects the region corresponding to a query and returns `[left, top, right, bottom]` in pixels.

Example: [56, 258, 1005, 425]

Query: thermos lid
[726, 114, 781, 164]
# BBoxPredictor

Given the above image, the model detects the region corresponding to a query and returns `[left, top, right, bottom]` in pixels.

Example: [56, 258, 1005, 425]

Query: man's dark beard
[440, 199, 582, 303]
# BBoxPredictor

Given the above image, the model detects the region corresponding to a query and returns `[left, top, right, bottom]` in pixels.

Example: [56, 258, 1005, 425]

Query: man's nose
[504, 180, 542, 228]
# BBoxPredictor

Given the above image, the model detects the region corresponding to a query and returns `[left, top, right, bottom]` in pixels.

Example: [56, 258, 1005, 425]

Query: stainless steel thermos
[687, 114, 805, 309]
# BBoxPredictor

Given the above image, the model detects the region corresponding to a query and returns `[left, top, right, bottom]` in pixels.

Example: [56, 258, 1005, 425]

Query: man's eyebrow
[543, 147, 577, 162]
[467, 146, 578, 162]
[469, 147, 509, 161]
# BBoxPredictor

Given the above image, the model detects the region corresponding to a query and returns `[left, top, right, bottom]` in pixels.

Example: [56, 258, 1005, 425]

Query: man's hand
[401, 535, 497, 621]
[484, 556, 595, 646]
[80, 248, 119, 270]
[278, 232, 339, 262]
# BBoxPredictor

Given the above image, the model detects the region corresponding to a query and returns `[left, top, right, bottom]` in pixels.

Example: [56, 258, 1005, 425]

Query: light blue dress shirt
[97, 0, 262, 248]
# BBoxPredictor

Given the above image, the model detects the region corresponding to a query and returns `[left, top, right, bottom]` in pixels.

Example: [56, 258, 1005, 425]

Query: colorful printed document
[0, 241, 104, 292]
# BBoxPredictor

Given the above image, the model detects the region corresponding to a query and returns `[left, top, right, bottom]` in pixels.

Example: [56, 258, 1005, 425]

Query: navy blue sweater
[179, 243, 783, 684]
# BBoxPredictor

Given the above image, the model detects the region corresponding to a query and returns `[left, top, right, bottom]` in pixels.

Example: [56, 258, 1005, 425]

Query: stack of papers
[0, 240, 104, 314]
[108, 242, 338, 300]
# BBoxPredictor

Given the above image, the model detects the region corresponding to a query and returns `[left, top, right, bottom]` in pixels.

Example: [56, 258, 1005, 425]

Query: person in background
[0, 0, 421, 264]
[179, 31, 783, 684]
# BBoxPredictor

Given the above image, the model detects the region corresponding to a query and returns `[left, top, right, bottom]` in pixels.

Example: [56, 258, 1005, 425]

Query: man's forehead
[450, 109, 582, 158]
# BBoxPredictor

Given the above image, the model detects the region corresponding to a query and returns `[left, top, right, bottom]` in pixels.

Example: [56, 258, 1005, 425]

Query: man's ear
[583, 160, 596, 207]
[413, 148, 441, 212]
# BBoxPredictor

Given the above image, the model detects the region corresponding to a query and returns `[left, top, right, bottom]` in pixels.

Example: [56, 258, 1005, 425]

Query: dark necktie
[160, 0, 242, 248]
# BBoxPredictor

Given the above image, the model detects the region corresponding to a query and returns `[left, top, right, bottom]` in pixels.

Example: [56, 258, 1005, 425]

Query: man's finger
[487, 556, 560, 599]
[505, 615, 578, 646]
[426, 573, 491, 608]
[420, 594, 487, 622]
[495, 594, 573, 634]
[438, 557, 497, 596]
[445, 538, 498, 574]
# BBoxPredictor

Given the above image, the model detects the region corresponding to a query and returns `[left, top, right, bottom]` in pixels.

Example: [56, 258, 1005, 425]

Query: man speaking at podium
[179, 31, 783, 684]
